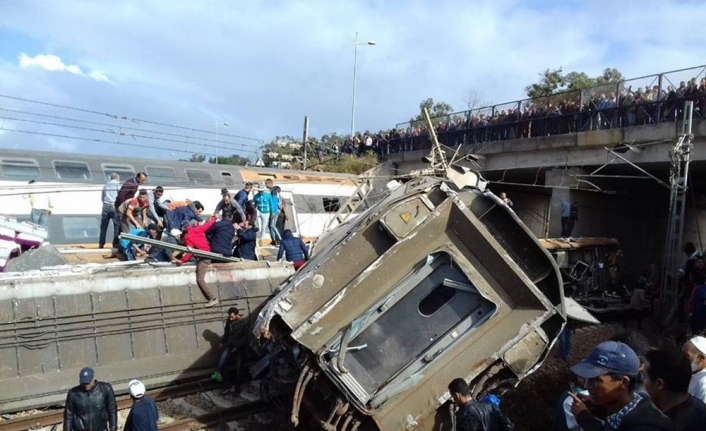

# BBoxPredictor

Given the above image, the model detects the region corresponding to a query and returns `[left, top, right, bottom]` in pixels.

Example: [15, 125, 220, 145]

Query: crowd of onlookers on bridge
[310, 76, 706, 164]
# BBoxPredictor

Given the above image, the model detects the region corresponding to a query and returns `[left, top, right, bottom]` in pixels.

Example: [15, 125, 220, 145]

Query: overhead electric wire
[2, 128, 257, 159]
[0, 115, 260, 154]
[0, 94, 265, 144]
[0, 107, 263, 149]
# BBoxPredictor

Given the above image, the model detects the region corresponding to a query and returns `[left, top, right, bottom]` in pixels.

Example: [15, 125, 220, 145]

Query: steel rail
[0, 379, 219, 431]
[158, 401, 270, 431]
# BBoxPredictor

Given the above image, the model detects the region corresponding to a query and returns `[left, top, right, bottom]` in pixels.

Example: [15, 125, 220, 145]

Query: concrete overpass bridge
[385, 118, 706, 285]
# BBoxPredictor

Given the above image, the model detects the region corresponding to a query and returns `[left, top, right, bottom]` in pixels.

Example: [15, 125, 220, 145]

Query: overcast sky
[1, 0, 705, 161]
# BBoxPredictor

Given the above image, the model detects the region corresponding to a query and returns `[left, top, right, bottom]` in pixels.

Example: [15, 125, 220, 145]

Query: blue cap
[571, 341, 640, 379]
[79, 367, 94, 384]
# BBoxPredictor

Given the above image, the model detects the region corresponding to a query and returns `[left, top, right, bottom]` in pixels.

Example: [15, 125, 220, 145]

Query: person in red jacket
[179, 216, 219, 307]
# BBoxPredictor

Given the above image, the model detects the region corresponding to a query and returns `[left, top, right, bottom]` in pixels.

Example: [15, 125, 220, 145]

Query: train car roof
[0, 147, 358, 185]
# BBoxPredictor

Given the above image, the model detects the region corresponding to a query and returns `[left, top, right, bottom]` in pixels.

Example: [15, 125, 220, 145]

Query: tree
[525, 67, 624, 98]
[209, 154, 251, 165]
[411, 98, 454, 122]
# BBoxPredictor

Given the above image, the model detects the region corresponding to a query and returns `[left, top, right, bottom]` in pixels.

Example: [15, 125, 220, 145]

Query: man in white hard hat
[683, 336, 706, 403]
[123, 380, 159, 431]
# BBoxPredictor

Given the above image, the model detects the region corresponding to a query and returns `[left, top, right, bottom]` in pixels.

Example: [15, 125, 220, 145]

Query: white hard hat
[128, 379, 146, 398]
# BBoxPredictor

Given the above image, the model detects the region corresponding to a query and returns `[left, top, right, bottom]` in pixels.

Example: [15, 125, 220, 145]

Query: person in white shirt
[99, 173, 121, 249]
[683, 335, 706, 403]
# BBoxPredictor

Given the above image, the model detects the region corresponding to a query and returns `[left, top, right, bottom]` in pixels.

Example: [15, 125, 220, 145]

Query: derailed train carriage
[253, 167, 570, 431]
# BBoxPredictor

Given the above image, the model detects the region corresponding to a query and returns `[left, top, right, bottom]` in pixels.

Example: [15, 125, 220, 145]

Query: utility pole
[302, 116, 309, 170]
[661, 101, 695, 321]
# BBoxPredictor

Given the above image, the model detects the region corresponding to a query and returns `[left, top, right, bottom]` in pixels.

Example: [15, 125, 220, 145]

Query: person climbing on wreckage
[176, 216, 220, 307]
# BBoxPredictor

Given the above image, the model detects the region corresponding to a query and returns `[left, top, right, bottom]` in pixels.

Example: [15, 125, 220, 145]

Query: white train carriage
[0, 149, 361, 245]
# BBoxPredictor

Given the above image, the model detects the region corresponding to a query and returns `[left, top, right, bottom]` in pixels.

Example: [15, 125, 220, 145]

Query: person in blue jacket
[276, 229, 309, 270]
[235, 220, 258, 260]
[118, 226, 149, 260]
[207, 216, 236, 257]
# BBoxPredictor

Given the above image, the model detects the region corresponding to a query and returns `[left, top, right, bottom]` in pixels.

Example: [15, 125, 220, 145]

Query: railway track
[0, 379, 220, 431]
[159, 401, 270, 431]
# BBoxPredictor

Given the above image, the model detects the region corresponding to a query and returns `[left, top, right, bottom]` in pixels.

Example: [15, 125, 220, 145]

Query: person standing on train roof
[117, 190, 149, 233]
[63, 367, 118, 431]
[253, 180, 273, 246]
[146, 186, 169, 229]
[99, 173, 121, 249]
[269, 186, 283, 246]
[25, 180, 53, 229]
[213, 192, 246, 223]
[234, 182, 252, 208]
[115, 172, 147, 210]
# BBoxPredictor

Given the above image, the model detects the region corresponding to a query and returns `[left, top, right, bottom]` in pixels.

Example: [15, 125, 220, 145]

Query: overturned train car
[253, 170, 567, 431]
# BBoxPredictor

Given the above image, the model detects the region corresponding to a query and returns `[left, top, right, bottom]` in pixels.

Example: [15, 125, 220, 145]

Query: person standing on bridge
[123, 380, 159, 431]
[63, 367, 117, 431]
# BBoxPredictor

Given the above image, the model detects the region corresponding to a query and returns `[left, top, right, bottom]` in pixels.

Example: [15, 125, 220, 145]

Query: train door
[279, 191, 300, 236]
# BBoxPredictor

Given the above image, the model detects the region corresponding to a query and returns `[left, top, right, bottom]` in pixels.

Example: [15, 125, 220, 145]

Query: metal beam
[119, 234, 243, 263]
[575, 174, 654, 180]
[604, 148, 670, 189]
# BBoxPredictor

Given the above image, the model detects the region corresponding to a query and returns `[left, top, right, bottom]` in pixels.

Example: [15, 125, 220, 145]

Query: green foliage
[304, 152, 380, 175]
[179, 153, 251, 165]
[525, 67, 625, 98]
[410, 98, 454, 123]
[209, 154, 251, 165]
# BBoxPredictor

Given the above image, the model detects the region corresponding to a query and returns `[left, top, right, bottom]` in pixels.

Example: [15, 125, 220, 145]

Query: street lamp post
[350, 32, 376, 137]
[215, 121, 229, 164]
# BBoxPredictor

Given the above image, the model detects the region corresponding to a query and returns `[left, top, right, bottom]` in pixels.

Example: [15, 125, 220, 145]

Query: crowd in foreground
[444, 333, 706, 431]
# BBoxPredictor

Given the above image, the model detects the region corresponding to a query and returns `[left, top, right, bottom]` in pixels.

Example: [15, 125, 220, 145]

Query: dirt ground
[501, 323, 631, 431]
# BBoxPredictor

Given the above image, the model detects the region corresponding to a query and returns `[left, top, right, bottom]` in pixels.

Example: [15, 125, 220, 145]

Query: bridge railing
[386, 65, 706, 155]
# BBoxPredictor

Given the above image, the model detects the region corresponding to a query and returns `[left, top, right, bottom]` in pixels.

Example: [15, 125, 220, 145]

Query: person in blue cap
[569, 341, 671, 431]
[63, 367, 117, 431]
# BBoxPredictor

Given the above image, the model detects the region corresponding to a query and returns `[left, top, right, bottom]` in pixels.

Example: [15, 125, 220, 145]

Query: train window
[54, 161, 91, 180]
[418, 285, 456, 317]
[146, 166, 177, 184]
[185, 169, 214, 185]
[0, 159, 40, 179]
[101, 164, 135, 181]
[322, 198, 340, 212]
[221, 172, 235, 186]
[62, 217, 101, 239]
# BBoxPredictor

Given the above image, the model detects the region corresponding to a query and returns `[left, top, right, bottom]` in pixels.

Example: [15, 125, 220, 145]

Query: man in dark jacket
[276, 229, 309, 270]
[644, 347, 706, 431]
[570, 341, 671, 431]
[164, 201, 204, 233]
[63, 367, 117, 431]
[213, 192, 246, 223]
[234, 182, 252, 208]
[218, 307, 249, 395]
[448, 378, 514, 431]
[115, 172, 147, 210]
[207, 216, 236, 257]
[123, 379, 158, 431]
[235, 220, 258, 260]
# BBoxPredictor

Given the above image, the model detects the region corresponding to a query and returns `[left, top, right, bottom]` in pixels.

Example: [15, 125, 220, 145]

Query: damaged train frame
[253, 164, 573, 431]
